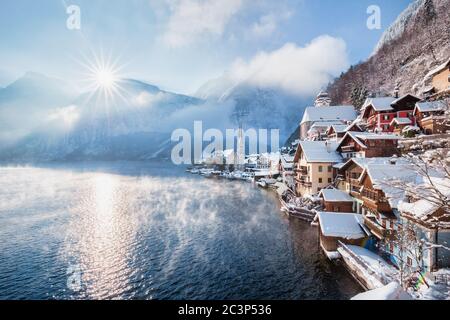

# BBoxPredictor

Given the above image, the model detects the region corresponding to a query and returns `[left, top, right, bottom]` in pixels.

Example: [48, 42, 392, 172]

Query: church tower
[314, 90, 332, 107]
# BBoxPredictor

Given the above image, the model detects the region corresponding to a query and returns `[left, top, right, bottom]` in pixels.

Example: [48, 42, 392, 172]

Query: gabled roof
[399, 176, 450, 222]
[338, 157, 409, 172]
[320, 189, 355, 202]
[301, 105, 357, 125]
[294, 141, 342, 163]
[317, 212, 366, 239]
[414, 100, 447, 113]
[390, 117, 413, 126]
[345, 121, 363, 132]
[359, 164, 417, 209]
[337, 132, 401, 150]
[363, 97, 396, 112]
[326, 124, 348, 135]
[391, 94, 421, 107]
[425, 57, 450, 79]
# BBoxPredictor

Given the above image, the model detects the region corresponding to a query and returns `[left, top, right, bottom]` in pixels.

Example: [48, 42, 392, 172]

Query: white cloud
[162, 0, 243, 48]
[228, 35, 349, 96]
[250, 10, 293, 38]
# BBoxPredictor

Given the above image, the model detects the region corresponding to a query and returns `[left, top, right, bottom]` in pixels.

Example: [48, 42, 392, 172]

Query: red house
[361, 95, 421, 132]
[336, 132, 401, 159]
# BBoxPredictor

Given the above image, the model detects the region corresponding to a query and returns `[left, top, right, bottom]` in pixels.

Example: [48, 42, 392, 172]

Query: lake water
[0, 162, 362, 300]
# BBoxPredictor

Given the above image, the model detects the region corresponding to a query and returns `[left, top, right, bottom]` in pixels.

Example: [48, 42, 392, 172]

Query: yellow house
[427, 58, 450, 94]
[293, 141, 342, 197]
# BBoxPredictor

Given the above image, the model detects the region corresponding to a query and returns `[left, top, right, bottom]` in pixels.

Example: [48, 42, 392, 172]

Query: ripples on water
[0, 162, 362, 300]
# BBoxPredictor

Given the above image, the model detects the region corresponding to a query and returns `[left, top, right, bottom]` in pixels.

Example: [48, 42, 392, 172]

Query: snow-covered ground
[414, 269, 450, 300]
[352, 282, 412, 300]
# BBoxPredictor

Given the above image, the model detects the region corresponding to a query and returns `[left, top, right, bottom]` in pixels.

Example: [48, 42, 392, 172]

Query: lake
[0, 161, 362, 300]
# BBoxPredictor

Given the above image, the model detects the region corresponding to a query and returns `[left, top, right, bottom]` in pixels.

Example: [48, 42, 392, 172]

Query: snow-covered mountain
[0, 68, 308, 161]
[0, 72, 77, 145]
[328, 0, 450, 105]
[0, 74, 207, 161]
[373, 0, 424, 54]
[195, 75, 308, 143]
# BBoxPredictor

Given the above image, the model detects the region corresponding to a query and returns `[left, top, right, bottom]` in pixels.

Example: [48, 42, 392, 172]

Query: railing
[337, 241, 395, 286]
[364, 216, 387, 239]
[341, 146, 356, 153]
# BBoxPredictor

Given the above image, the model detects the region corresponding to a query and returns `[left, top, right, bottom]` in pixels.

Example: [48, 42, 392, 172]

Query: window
[328, 166, 332, 173]
[328, 178, 332, 184]
[319, 178, 323, 184]
[383, 115, 390, 120]
[318, 166, 323, 172]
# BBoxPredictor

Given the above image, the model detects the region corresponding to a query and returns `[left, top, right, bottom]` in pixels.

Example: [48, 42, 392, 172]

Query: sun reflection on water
[68, 173, 136, 299]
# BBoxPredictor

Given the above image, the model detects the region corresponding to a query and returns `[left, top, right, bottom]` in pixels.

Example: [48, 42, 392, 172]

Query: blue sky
[0, 0, 413, 94]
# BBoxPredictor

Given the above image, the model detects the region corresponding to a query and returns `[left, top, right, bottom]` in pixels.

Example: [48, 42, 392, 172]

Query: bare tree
[377, 150, 450, 290]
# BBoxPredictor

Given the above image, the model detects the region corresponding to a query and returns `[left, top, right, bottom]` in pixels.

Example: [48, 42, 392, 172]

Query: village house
[306, 121, 344, 141]
[300, 106, 357, 140]
[300, 91, 357, 139]
[349, 164, 418, 261]
[293, 141, 342, 197]
[335, 158, 408, 214]
[361, 95, 420, 132]
[336, 132, 402, 159]
[319, 188, 355, 213]
[398, 176, 450, 272]
[316, 211, 369, 259]
[414, 100, 449, 135]
[326, 122, 362, 141]
[425, 58, 450, 95]
[279, 154, 295, 190]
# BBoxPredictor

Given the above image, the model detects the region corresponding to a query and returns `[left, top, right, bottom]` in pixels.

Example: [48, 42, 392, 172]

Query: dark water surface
[0, 161, 362, 300]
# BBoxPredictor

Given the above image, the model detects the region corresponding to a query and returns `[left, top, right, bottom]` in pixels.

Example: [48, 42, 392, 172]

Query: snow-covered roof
[338, 132, 401, 150]
[280, 154, 295, 169]
[352, 282, 412, 300]
[353, 132, 401, 140]
[317, 212, 366, 239]
[338, 157, 409, 172]
[398, 176, 450, 221]
[390, 117, 413, 126]
[352, 157, 407, 168]
[299, 141, 342, 163]
[328, 124, 348, 134]
[222, 149, 235, 157]
[424, 58, 450, 79]
[391, 94, 420, 106]
[415, 101, 447, 113]
[301, 105, 357, 125]
[362, 164, 417, 209]
[363, 97, 396, 112]
[310, 121, 343, 129]
[320, 189, 355, 202]
[333, 162, 346, 170]
[402, 125, 421, 133]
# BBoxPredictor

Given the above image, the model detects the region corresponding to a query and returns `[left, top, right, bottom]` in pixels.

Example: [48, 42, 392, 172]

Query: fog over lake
[0, 161, 361, 299]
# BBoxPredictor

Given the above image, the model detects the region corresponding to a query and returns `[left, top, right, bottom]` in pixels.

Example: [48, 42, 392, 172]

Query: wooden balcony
[295, 177, 312, 187]
[294, 167, 308, 175]
[364, 216, 387, 240]
[341, 145, 356, 153]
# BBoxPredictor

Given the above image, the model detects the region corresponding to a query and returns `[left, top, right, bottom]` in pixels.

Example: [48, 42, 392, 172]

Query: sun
[95, 68, 117, 89]
[76, 49, 129, 105]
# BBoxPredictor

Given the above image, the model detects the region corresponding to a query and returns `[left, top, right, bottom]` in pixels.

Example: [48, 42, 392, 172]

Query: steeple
[314, 90, 332, 107]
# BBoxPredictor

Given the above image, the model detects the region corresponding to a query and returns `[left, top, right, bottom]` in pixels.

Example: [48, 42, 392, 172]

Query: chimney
[325, 140, 331, 153]
[393, 85, 400, 98]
